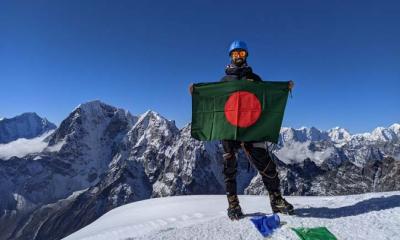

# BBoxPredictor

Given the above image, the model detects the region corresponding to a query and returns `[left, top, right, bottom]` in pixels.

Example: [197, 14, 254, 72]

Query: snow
[0, 130, 54, 160]
[328, 127, 351, 142]
[63, 191, 400, 240]
[389, 123, 400, 135]
[44, 139, 66, 152]
[0, 112, 56, 144]
[369, 127, 398, 142]
[276, 123, 400, 165]
[13, 193, 36, 211]
[275, 141, 335, 165]
[281, 123, 400, 145]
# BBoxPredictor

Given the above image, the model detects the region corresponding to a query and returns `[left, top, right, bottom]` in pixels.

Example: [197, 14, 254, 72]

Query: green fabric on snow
[291, 227, 338, 240]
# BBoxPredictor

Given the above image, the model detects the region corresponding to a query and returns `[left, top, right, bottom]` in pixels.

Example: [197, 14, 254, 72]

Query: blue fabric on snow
[250, 214, 280, 237]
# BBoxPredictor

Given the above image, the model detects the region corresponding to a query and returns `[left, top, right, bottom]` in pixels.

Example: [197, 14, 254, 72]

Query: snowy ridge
[277, 123, 400, 166]
[328, 126, 351, 142]
[280, 124, 400, 144]
[63, 191, 400, 240]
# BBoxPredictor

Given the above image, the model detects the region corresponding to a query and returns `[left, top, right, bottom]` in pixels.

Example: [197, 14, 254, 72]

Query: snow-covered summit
[389, 123, 400, 134]
[135, 110, 176, 130]
[275, 123, 400, 167]
[369, 127, 395, 141]
[73, 100, 136, 124]
[280, 123, 399, 145]
[127, 109, 179, 147]
[63, 191, 400, 240]
[327, 127, 351, 142]
[0, 112, 56, 144]
[46, 100, 137, 146]
[280, 126, 331, 144]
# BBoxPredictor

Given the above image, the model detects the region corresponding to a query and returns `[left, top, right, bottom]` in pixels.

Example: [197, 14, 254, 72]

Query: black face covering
[232, 57, 245, 66]
[225, 62, 253, 78]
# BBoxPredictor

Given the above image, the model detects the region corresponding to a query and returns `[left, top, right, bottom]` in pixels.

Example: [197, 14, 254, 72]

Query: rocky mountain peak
[328, 127, 351, 142]
[74, 100, 135, 122]
[369, 126, 398, 142]
[389, 123, 400, 135]
[46, 100, 137, 146]
[127, 110, 179, 148]
[279, 126, 329, 144]
[133, 110, 178, 135]
[0, 112, 56, 144]
[307, 127, 329, 142]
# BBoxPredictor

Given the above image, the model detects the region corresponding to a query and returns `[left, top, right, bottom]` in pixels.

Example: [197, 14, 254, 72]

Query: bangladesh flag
[191, 80, 290, 143]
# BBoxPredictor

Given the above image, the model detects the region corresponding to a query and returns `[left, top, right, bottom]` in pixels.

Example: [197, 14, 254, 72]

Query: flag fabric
[250, 214, 281, 237]
[291, 227, 338, 240]
[191, 80, 290, 143]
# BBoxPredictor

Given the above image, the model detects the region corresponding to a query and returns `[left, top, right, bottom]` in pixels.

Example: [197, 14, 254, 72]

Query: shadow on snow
[294, 195, 400, 218]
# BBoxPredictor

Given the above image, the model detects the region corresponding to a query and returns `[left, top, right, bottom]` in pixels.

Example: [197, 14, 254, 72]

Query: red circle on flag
[224, 91, 262, 128]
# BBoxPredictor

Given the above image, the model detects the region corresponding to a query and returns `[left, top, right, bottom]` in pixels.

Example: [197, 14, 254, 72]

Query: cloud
[0, 131, 54, 160]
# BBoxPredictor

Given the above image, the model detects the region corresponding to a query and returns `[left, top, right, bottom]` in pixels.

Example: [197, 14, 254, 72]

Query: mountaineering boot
[227, 195, 244, 220]
[269, 191, 294, 215]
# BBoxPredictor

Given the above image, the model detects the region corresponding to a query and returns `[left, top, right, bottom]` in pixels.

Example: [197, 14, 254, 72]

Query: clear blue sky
[1, 0, 399, 133]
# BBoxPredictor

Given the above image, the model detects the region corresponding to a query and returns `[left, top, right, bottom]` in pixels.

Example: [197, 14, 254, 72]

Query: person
[189, 40, 294, 220]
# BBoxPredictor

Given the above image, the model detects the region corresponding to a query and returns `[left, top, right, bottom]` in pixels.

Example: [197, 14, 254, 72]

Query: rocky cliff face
[0, 101, 399, 240]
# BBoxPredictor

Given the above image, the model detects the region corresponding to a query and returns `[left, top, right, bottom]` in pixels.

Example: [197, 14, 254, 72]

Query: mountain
[0, 101, 138, 240]
[246, 123, 400, 196]
[63, 192, 400, 240]
[0, 100, 399, 240]
[0, 112, 56, 144]
[276, 124, 400, 167]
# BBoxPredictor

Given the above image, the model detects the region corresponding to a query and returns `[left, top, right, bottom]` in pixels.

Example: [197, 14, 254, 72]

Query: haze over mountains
[0, 100, 399, 240]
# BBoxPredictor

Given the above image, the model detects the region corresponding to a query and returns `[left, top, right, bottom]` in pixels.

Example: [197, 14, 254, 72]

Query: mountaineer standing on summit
[189, 40, 294, 220]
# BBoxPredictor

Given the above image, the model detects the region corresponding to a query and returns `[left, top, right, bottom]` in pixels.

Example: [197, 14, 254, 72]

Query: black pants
[222, 140, 280, 196]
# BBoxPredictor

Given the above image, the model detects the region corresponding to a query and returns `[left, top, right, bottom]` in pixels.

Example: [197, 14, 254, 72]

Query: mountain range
[0, 100, 399, 240]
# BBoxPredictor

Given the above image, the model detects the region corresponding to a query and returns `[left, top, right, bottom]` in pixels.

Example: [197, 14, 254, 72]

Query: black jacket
[220, 63, 262, 82]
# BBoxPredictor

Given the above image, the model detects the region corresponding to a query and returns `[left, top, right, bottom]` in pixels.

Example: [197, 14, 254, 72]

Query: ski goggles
[231, 50, 247, 58]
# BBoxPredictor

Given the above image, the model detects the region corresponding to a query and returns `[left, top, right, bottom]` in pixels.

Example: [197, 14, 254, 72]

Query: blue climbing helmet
[228, 40, 248, 56]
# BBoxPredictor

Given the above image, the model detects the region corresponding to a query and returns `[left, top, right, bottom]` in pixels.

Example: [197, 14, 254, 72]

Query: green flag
[291, 227, 338, 240]
[191, 80, 290, 143]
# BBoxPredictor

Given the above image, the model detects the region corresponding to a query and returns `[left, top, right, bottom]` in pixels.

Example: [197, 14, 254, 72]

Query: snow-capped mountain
[276, 123, 400, 167]
[0, 101, 138, 240]
[246, 123, 400, 196]
[328, 127, 351, 142]
[0, 112, 56, 144]
[0, 100, 399, 240]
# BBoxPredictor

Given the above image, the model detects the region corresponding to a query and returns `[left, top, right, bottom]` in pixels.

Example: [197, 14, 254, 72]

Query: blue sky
[1, 0, 399, 133]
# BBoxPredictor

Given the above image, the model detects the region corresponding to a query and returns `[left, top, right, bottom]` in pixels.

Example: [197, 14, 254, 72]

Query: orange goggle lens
[231, 50, 247, 58]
